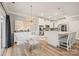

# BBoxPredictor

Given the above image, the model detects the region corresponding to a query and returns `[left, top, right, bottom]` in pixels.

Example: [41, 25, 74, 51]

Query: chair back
[67, 32, 76, 46]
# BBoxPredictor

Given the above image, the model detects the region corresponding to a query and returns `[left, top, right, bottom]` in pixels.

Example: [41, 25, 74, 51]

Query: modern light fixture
[45, 7, 66, 22]
[30, 4, 32, 19]
[54, 8, 66, 20]
[29, 4, 35, 22]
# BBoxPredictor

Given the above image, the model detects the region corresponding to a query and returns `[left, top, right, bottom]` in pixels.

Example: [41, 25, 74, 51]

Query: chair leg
[67, 46, 72, 51]
[67, 48, 69, 51]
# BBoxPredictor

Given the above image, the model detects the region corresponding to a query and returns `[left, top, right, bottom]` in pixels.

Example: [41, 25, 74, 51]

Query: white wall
[0, 4, 6, 56]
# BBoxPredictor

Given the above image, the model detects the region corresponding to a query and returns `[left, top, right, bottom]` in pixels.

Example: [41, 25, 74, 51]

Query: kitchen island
[45, 31, 69, 47]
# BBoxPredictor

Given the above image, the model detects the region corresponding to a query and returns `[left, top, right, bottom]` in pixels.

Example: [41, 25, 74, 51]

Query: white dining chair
[59, 32, 76, 50]
[25, 32, 41, 55]
[30, 36, 41, 49]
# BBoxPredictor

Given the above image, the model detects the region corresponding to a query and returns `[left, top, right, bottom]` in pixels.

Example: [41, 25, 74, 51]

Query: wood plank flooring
[2, 40, 79, 56]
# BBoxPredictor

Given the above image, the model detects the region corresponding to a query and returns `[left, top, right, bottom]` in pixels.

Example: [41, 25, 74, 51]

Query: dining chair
[31, 37, 41, 55]
[25, 34, 41, 55]
[59, 32, 76, 50]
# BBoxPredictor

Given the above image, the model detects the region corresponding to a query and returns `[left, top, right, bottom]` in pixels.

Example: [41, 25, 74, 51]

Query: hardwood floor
[2, 40, 79, 56]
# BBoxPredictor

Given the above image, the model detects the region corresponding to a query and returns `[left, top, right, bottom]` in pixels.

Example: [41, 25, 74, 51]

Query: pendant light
[54, 8, 66, 20]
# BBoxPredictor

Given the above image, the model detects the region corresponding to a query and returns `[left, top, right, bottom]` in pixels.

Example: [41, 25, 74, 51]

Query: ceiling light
[54, 8, 66, 20]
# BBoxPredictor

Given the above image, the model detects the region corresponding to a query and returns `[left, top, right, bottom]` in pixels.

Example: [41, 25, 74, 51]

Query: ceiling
[2, 2, 79, 19]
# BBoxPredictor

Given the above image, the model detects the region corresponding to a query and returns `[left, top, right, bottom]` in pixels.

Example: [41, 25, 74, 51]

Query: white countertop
[58, 31, 75, 34]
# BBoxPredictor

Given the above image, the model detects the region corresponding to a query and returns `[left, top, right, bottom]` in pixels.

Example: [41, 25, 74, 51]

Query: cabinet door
[47, 31, 59, 47]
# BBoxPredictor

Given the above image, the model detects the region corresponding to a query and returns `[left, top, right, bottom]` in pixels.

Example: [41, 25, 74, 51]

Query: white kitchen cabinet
[46, 31, 59, 47]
